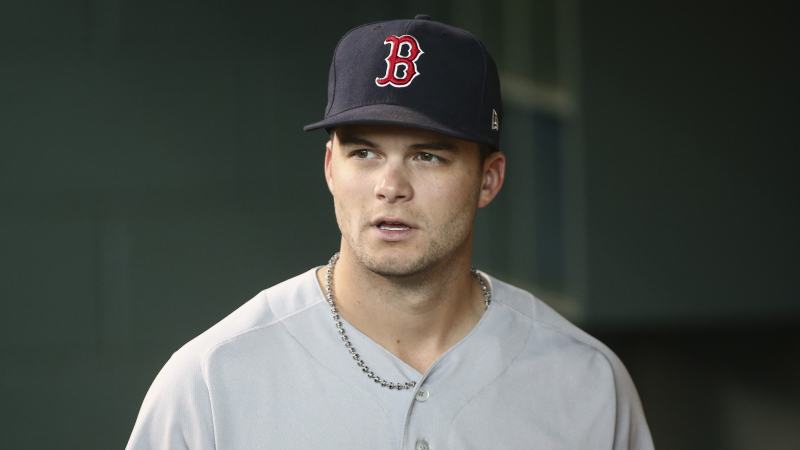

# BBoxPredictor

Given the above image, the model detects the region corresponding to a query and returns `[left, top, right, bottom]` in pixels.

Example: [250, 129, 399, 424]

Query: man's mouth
[377, 222, 411, 231]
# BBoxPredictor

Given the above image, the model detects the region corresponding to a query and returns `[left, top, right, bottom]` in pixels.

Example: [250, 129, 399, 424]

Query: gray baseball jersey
[126, 268, 654, 449]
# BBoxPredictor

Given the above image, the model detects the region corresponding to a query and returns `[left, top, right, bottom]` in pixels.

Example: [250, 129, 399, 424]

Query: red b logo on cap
[376, 35, 424, 88]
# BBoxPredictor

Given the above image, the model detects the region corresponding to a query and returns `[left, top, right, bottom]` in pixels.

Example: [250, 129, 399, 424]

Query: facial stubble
[334, 179, 481, 281]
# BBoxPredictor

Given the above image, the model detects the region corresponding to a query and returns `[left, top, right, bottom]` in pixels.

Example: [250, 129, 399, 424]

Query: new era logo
[492, 109, 499, 130]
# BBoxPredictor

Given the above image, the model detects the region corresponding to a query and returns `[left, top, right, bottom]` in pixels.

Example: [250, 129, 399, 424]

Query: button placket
[403, 366, 437, 450]
[411, 386, 430, 450]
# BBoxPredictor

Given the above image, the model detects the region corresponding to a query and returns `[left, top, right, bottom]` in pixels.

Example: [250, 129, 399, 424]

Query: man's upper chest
[203, 294, 616, 449]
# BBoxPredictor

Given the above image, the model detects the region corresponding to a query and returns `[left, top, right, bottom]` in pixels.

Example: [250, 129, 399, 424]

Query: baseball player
[127, 15, 653, 449]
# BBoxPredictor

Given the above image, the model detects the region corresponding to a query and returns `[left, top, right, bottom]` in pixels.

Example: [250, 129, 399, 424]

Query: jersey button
[414, 386, 430, 402]
[415, 439, 430, 450]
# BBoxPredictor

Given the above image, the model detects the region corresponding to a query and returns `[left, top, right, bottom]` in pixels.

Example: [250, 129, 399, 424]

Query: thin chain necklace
[324, 252, 491, 390]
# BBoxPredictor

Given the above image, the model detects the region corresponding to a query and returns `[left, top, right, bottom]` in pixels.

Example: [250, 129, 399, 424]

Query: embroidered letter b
[375, 35, 424, 88]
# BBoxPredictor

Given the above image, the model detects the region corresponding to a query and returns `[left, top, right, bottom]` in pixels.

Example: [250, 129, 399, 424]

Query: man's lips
[370, 218, 417, 241]
[371, 220, 416, 242]
[371, 217, 416, 230]
[377, 221, 411, 231]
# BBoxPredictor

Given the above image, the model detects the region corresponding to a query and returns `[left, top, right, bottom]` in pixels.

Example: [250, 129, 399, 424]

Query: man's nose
[374, 162, 412, 203]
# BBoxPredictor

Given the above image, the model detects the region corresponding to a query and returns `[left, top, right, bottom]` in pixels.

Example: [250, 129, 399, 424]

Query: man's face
[324, 124, 503, 277]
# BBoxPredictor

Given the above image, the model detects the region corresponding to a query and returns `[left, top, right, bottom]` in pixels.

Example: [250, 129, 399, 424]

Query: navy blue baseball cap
[303, 15, 503, 150]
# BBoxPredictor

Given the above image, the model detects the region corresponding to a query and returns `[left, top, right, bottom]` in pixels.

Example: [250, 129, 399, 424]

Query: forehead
[333, 124, 476, 151]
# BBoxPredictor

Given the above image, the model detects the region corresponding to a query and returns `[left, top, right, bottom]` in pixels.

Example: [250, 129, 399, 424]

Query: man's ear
[324, 139, 334, 195]
[478, 151, 506, 208]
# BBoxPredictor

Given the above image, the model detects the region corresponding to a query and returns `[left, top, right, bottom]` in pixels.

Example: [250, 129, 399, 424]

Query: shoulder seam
[199, 291, 326, 447]
[494, 286, 613, 363]
[201, 293, 326, 371]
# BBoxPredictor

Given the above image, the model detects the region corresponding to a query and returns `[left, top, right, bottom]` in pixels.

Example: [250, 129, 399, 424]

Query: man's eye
[353, 149, 375, 159]
[418, 153, 440, 162]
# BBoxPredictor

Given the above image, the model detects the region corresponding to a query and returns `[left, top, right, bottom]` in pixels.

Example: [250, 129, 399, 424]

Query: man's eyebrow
[408, 141, 461, 153]
[336, 135, 380, 148]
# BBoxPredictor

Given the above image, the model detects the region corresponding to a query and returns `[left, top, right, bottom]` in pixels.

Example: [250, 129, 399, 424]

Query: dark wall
[580, 0, 800, 325]
[594, 322, 800, 450]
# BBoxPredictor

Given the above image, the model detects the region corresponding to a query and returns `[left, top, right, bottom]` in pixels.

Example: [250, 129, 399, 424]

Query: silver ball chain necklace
[324, 252, 491, 390]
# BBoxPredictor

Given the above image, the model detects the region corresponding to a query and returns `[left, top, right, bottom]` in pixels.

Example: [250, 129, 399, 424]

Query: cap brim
[303, 104, 490, 147]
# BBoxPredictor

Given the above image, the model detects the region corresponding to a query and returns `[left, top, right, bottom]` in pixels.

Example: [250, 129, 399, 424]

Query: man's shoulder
[488, 274, 626, 373]
[469, 275, 653, 450]
[171, 267, 323, 368]
[126, 268, 325, 449]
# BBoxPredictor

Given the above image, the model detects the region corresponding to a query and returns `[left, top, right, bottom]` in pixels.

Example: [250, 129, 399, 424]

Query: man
[127, 15, 654, 449]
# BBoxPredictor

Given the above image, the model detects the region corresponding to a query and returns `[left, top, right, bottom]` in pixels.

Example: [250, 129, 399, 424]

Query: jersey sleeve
[608, 353, 655, 450]
[126, 349, 216, 450]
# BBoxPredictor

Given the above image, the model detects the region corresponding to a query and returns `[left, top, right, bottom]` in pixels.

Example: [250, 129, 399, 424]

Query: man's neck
[315, 244, 486, 374]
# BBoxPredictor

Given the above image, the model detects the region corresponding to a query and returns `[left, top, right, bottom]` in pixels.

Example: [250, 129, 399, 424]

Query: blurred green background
[1, 0, 798, 448]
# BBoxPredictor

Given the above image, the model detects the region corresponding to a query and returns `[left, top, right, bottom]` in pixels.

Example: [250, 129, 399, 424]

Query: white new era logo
[491, 109, 499, 130]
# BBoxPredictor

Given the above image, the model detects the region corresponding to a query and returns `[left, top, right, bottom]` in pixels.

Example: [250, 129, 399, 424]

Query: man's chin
[360, 252, 431, 278]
